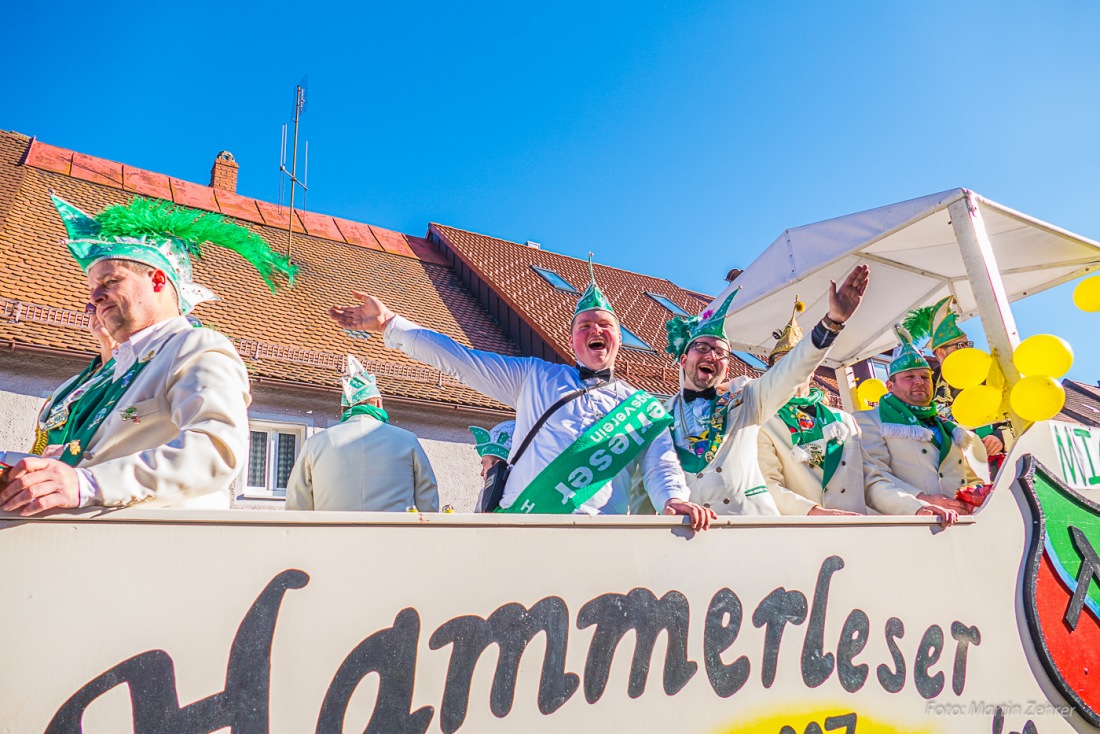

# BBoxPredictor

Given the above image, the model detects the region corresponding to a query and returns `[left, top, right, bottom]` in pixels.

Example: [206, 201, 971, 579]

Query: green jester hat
[664, 287, 739, 359]
[341, 356, 382, 407]
[52, 194, 296, 315]
[573, 253, 616, 319]
[888, 324, 931, 376]
[902, 296, 967, 351]
[468, 421, 516, 461]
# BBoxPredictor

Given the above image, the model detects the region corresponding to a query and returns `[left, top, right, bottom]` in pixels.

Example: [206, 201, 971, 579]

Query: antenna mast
[279, 77, 309, 260]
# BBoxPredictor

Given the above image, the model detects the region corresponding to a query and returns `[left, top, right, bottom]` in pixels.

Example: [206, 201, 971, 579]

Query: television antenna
[279, 76, 309, 260]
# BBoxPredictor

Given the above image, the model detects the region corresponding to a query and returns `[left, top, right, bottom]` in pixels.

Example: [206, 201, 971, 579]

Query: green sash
[54, 358, 153, 466]
[341, 404, 389, 423]
[500, 390, 673, 514]
[879, 393, 955, 468]
[776, 389, 845, 488]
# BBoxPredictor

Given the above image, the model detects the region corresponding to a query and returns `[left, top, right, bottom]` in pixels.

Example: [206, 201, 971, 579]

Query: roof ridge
[19, 135, 445, 263]
[431, 221, 712, 296]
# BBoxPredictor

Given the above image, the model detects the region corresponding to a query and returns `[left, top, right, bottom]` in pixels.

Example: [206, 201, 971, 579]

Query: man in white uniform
[286, 357, 438, 512]
[757, 297, 867, 516]
[642, 266, 871, 517]
[0, 195, 295, 514]
[856, 326, 988, 523]
[329, 256, 713, 530]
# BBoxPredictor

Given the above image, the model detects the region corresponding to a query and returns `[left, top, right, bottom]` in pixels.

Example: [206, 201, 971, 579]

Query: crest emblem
[1019, 456, 1100, 726]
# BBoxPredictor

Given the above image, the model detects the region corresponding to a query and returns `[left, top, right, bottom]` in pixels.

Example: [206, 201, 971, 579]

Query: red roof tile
[71, 152, 123, 188]
[297, 209, 345, 241]
[22, 141, 72, 175]
[19, 138, 439, 265]
[255, 199, 305, 233]
[430, 223, 758, 395]
[169, 177, 218, 211]
[333, 217, 383, 251]
[370, 225, 418, 258]
[213, 189, 265, 224]
[0, 131, 519, 413]
[122, 166, 173, 199]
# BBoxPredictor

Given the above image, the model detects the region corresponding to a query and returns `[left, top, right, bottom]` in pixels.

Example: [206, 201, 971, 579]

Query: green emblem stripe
[744, 485, 769, 497]
[500, 391, 673, 514]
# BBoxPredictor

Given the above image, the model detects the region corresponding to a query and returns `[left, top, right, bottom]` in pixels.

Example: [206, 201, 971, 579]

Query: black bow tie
[578, 365, 613, 383]
[683, 387, 717, 402]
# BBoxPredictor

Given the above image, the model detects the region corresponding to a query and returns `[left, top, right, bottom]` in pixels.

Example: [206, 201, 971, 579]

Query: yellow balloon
[1009, 376, 1066, 423]
[857, 378, 888, 404]
[1013, 334, 1074, 378]
[950, 385, 1002, 428]
[941, 347, 992, 390]
[1073, 275, 1100, 312]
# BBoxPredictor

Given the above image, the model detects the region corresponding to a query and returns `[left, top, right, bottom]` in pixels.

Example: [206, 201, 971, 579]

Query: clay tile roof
[1058, 379, 1100, 427]
[0, 131, 518, 413]
[429, 223, 764, 396]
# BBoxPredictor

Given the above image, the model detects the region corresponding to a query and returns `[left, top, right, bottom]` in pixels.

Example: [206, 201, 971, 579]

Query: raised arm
[330, 291, 534, 407]
[744, 265, 870, 423]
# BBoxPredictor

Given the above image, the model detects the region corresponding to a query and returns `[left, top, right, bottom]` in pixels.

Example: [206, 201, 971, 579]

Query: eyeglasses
[689, 342, 730, 359]
[944, 340, 975, 352]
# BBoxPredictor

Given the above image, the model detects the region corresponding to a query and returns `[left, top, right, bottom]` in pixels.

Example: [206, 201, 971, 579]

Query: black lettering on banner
[949, 621, 981, 696]
[778, 712, 857, 734]
[836, 609, 870, 692]
[46, 569, 309, 734]
[751, 587, 808, 689]
[577, 588, 698, 703]
[801, 556, 843, 688]
[913, 624, 945, 699]
[316, 608, 434, 734]
[825, 712, 858, 733]
[428, 597, 579, 733]
[876, 617, 906, 693]
[702, 588, 750, 697]
[1066, 525, 1100, 630]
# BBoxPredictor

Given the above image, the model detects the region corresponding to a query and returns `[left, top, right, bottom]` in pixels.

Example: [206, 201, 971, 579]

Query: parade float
[1, 189, 1099, 733]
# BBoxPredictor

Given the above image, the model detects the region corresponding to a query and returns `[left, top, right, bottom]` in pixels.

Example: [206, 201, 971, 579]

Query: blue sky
[5, 1, 1100, 380]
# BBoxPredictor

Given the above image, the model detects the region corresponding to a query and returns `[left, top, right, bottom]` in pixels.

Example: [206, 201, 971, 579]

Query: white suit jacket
[284, 415, 439, 512]
[854, 407, 989, 515]
[54, 316, 251, 509]
[758, 409, 869, 514]
[642, 332, 831, 516]
[384, 316, 689, 514]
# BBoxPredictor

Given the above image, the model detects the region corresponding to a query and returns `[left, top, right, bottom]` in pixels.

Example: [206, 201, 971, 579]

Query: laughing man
[328, 256, 714, 530]
[635, 266, 870, 516]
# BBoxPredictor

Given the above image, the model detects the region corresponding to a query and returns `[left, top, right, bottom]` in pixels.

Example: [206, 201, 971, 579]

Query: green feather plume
[901, 305, 935, 343]
[94, 198, 297, 291]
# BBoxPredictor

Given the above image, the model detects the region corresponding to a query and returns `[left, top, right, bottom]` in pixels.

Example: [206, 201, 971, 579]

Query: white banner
[1, 425, 1096, 733]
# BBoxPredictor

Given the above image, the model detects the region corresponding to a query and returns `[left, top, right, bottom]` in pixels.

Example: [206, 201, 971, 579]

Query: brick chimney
[210, 150, 239, 193]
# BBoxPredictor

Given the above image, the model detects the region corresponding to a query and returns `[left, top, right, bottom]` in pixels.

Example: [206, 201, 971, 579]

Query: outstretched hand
[328, 291, 397, 333]
[827, 264, 870, 324]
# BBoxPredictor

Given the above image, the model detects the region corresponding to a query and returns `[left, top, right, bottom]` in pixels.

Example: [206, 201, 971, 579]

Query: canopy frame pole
[834, 365, 856, 412]
[947, 191, 1027, 436]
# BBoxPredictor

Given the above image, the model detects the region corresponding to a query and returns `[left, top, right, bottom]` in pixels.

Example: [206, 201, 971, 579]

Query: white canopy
[719, 188, 1100, 368]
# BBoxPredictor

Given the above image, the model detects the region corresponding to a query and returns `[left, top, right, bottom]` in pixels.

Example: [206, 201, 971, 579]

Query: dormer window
[645, 292, 690, 317]
[531, 266, 578, 293]
[620, 325, 655, 352]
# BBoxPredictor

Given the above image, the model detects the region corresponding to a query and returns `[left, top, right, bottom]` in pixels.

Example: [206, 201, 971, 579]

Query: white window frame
[619, 324, 655, 352]
[871, 358, 891, 382]
[242, 419, 307, 499]
[645, 291, 690, 317]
